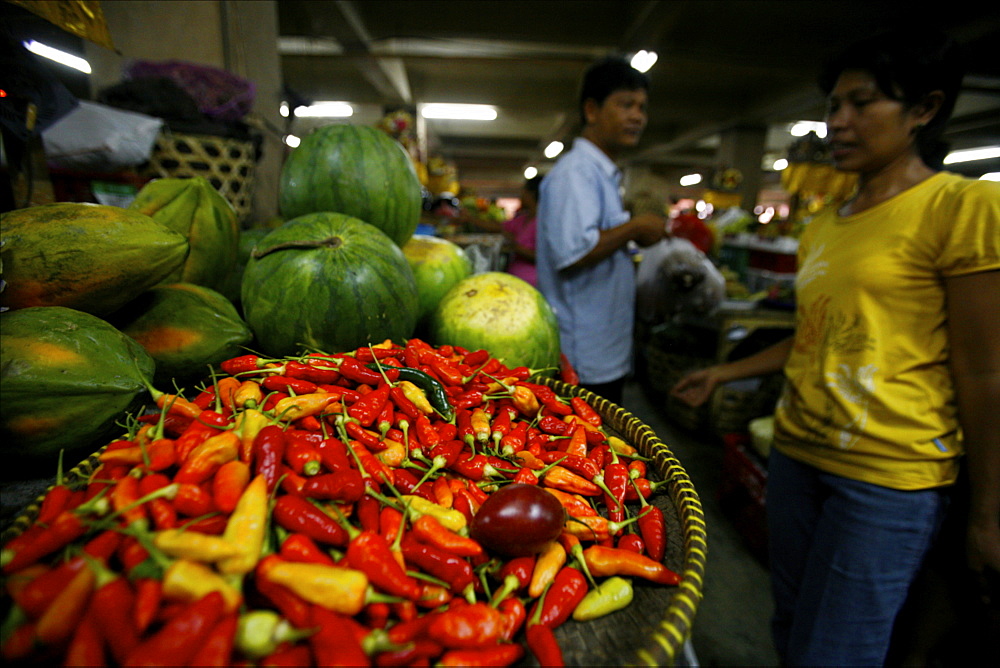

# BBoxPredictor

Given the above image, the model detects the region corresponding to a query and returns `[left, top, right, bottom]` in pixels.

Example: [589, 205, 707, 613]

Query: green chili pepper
[571, 576, 634, 621]
[367, 364, 454, 421]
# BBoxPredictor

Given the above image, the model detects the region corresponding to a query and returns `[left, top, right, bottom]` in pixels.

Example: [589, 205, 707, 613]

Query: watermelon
[0, 306, 156, 471]
[218, 227, 270, 306]
[401, 235, 473, 326]
[278, 125, 421, 247]
[241, 212, 419, 357]
[110, 283, 253, 385]
[0, 202, 189, 316]
[428, 272, 561, 373]
[130, 176, 240, 291]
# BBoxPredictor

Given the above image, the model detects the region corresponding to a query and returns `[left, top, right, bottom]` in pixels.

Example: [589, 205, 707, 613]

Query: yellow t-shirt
[774, 172, 1000, 490]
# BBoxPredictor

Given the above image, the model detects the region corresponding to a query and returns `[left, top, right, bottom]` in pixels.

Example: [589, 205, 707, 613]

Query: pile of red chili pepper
[1, 338, 679, 667]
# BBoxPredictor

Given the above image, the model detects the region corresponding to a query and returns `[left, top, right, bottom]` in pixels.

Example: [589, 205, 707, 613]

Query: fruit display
[0, 306, 155, 469]
[278, 125, 422, 247]
[0, 203, 189, 316]
[129, 176, 240, 292]
[241, 212, 420, 357]
[428, 272, 561, 373]
[217, 227, 270, 307]
[109, 283, 253, 386]
[0, 339, 685, 666]
[400, 234, 473, 327]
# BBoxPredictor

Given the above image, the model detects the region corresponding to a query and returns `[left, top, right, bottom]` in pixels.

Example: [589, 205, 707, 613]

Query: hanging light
[23, 40, 91, 74]
[420, 103, 497, 120]
[630, 50, 658, 73]
[544, 141, 564, 159]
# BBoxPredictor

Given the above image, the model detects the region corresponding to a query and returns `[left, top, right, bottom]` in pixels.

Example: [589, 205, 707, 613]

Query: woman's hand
[670, 367, 726, 408]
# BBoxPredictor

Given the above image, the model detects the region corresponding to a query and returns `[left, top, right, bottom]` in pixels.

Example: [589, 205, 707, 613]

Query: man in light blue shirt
[537, 57, 668, 405]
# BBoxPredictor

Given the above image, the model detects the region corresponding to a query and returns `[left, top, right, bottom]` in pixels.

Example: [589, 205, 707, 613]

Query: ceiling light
[279, 102, 290, 118]
[679, 173, 702, 187]
[420, 104, 497, 121]
[943, 146, 1000, 164]
[284, 135, 301, 148]
[294, 102, 353, 118]
[789, 121, 826, 138]
[23, 40, 91, 74]
[981, 172, 1000, 182]
[630, 50, 658, 73]
[524, 166, 538, 179]
[772, 158, 788, 171]
[544, 141, 564, 159]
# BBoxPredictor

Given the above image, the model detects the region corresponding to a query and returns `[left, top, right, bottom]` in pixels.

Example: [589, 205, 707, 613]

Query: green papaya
[130, 176, 240, 291]
[110, 283, 253, 385]
[0, 202, 189, 316]
[0, 306, 156, 473]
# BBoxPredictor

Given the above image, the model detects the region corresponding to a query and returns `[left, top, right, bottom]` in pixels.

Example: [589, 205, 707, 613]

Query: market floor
[620, 379, 780, 667]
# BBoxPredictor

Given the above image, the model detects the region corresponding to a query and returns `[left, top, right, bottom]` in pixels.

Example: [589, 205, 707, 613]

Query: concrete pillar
[84, 0, 283, 225]
[716, 125, 767, 212]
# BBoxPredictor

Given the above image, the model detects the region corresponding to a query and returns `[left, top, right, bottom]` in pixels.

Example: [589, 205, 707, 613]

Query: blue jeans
[766, 448, 947, 667]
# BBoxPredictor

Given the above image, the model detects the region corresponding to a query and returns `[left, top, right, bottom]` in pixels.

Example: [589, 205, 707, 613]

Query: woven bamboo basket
[140, 130, 256, 223]
[1, 379, 707, 667]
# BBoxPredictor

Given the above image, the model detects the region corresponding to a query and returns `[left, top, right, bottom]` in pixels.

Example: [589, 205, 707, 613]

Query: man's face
[585, 88, 648, 155]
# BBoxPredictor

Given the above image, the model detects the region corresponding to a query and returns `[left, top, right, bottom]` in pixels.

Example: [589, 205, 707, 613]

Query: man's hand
[629, 213, 668, 247]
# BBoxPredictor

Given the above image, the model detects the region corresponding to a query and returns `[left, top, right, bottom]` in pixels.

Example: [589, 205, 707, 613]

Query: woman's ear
[913, 90, 946, 127]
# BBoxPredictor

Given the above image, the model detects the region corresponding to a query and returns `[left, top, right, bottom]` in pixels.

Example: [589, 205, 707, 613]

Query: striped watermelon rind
[241, 212, 419, 357]
[278, 125, 421, 247]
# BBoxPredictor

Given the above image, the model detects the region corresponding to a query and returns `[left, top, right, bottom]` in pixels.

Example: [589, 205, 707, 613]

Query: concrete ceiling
[277, 0, 1000, 194]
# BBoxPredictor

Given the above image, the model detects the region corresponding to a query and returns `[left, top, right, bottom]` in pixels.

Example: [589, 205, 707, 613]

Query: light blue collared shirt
[536, 137, 635, 384]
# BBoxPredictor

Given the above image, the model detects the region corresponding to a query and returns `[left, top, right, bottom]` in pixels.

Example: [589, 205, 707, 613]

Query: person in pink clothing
[503, 175, 541, 286]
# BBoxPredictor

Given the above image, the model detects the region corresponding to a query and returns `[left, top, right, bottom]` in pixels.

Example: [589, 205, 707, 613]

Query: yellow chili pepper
[233, 380, 264, 409]
[512, 385, 540, 417]
[375, 438, 407, 468]
[607, 436, 637, 457]
[398, 380, 434, 415]
[175, 430, 240, 484]
[162, 559, 243, 613]
[529, 539, 567, 598]
[260, 560, 368, 615]
[470, 408, 492, 444]
[401, 495, 468, 533]
[152, 529, 242, 562]
[272, 392, 339, 422]
[233, 407, 270, 463]
[572, 576, 634, 621]
[218, 474, 269, 575]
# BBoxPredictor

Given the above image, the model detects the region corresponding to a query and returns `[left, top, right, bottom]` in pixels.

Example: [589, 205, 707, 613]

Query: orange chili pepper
[175, 430, 240, 485]
[542, 465, 601, 496]
[411, 514, 484, 558]
[529, 540, 567, 598]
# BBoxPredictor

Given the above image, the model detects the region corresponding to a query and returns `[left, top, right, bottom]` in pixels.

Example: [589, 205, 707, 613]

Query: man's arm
[567, 213, 667, 270]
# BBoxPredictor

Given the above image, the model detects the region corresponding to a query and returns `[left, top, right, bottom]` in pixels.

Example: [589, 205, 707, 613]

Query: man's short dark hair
[579, 56, 650, 125]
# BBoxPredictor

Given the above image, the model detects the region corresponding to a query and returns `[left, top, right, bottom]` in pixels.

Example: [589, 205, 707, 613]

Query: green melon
[110, 283, 253, 385]
[241, 212, 419, 357]
[278, 125, 421, 247]
[401, 235, 473, 325]
[428, 272, 560, 373]
[0, 306, 156, 472]
[0, 202, 189, 316]
[130, 176, 239, 291]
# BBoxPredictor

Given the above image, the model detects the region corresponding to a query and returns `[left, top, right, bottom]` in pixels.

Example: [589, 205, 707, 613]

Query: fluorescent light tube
[420, 104, 497, 120]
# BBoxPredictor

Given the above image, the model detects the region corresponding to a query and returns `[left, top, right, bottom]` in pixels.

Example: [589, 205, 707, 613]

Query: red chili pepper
[1, 509, 88, 574]
[411, 514, 485, 558]
[174, 410, 229, 462]
[35, 484, 73, 526]
[124, 591, 226, 666]
[347, 439, 395, 487]
[284, 436, 323, 476]
[437, 643, 524, 667]
[354, 345, 404, 363]
[187, 612, 238, 667]
[527, 620, 565, 666]
[172, 482, 215, 517]
[301, 469, 366, 502]
[570, 396, 602, 426]
[34, 564, 96, 646]
[89, 573, 140, 664]
[272, 495, 349, 547]
[260, 643, 312, 667]
[582, 543, 680, 585]
[280, 532, 337, 567]
[133, 577, 162, 634]
[538, 452, 600, 479]
[347, 529, 423, 600]
[220, 354, 263, 375]
[426, 601, 503, 649]
[497, 595, 527, 642]
[603, 461, 631, 523]
[286, 359, 342, 384]
[538, 414, 572, 436]
[344, 420, 384, 451]
[347, 383, 392, 428]
[527, 566, 588, 629]
[63, 606, 105, 666]
[309, 606, 370, 666]
[637, 503, 668, 563]
[111, 473, 147, 528]
[310, 434, 352, 472]
[392, 467, 437, 502]
[212, 459, 251, 514]
[262, 374, 318, 395]
[618, 532, 646, 555]
[400, 535, 475, 594]
[253, 425, 287, 493]
[338, 356, 383, 385]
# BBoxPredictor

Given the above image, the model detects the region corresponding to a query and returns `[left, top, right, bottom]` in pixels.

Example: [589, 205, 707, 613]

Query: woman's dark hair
[524, 174, 542, 197]
[579, 56, 650, 125]
[819, 29, 966, 168]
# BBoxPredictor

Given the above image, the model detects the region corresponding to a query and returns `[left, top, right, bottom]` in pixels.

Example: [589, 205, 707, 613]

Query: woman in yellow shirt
[673, 29, 999, 666]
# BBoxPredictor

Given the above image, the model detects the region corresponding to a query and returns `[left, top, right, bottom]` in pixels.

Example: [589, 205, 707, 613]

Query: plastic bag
[41, 101, 163, 172]
[636, 237, 726, 323]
